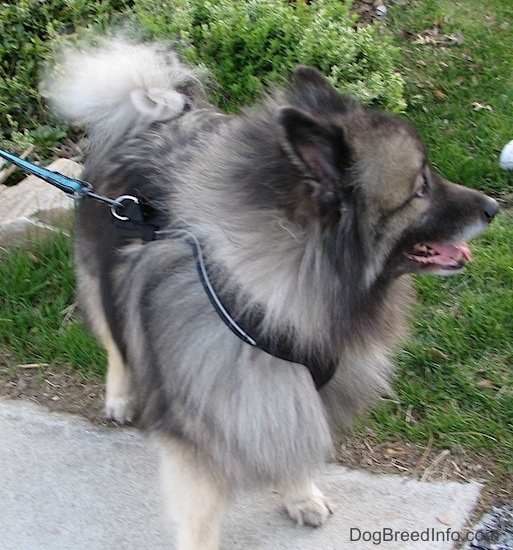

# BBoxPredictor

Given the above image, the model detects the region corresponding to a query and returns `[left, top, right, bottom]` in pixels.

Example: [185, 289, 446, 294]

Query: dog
[44, 38, 498, 549]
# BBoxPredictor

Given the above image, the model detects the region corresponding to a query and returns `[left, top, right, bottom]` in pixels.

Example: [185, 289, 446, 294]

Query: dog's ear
[288, 66, 359, 115]
[278, 106, 352, 185]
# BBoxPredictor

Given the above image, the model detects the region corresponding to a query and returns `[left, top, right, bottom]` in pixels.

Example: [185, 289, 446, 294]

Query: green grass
[0, 235, 105, 377]
[385, 0, 513, 194]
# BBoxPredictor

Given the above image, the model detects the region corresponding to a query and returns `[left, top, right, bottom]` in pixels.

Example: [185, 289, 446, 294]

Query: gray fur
[46, 37, 498, 546]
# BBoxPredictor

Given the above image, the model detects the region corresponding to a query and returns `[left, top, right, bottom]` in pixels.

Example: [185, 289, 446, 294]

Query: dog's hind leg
[156, 437, 228, 550]
[280, 477, 333, 528]
[103, 330, 133, 423]
[76, 265, 133, 423]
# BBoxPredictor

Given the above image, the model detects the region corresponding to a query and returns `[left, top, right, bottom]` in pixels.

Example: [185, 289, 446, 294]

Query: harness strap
[112, 198, 337, 388]
[111, 196, 161, 242]
[156, 229, 258, 347]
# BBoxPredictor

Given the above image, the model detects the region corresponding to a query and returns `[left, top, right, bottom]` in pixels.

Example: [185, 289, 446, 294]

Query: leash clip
[111, 195, 140, 221]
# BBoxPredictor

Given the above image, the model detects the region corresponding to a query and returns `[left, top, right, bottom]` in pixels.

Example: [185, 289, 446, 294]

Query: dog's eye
[415, 175, 429, 198]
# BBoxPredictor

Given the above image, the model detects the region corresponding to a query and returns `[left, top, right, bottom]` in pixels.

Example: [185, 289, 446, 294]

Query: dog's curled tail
[43, 38, 206, 152]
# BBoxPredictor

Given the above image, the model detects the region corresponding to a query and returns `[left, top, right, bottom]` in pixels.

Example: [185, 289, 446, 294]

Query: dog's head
[277, 67, 498, 281]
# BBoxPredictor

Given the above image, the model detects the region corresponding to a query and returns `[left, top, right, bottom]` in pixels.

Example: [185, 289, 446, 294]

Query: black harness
[112, 195, 337, 389]
[0, 149, 336, 389]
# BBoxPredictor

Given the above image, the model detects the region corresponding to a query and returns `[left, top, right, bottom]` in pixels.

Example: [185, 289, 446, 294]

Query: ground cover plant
[133, 0, 406, 112]
[0, 0, 511, 503]
[0, 0, 132, 151]
[0, 0, 405, 152]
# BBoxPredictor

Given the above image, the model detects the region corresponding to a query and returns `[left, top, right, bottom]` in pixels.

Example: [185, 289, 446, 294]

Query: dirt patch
[0, 350, 106, 425]
[339, 429, 510, 523]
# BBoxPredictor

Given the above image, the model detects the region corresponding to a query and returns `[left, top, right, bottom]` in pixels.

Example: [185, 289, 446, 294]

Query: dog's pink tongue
[428, 242, 473, 264]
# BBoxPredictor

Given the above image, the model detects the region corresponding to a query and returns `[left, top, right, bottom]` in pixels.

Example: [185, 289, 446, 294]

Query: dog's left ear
[288, 66, 359, 115]
[278, 106, 352, 185]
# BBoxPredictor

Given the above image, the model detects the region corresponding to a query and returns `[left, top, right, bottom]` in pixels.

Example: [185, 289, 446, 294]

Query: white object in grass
[499, 140, 513, 170]
[376, 5, 387, 17]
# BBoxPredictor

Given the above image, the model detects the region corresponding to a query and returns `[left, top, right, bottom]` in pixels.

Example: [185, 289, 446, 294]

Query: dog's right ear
[278, 106, 353, 187]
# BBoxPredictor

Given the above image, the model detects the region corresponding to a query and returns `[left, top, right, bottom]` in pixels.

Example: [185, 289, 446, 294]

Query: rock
[462, 503, 513, 549]
[0, 158, 82, 247]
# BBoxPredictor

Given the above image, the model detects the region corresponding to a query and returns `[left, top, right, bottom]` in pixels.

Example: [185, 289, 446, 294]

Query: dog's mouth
[405, 241, 473, 273]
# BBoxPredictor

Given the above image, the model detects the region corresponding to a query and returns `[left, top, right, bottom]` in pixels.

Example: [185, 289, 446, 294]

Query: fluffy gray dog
[45, 38, 498, 550]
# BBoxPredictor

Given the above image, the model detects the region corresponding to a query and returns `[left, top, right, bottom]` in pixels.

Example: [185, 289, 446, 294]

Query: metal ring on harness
[111, 195, 140, 221]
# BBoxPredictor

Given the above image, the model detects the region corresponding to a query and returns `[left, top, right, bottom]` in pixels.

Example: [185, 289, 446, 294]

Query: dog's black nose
[484, 197, 499, 223]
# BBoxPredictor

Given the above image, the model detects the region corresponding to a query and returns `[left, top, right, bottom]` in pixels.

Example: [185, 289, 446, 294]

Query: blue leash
[0, 149, 122, 207]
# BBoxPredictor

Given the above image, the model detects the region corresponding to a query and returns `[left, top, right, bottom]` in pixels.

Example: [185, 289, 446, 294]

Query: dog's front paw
[104, 394, 134, 424]
[283, 492, 333, 528]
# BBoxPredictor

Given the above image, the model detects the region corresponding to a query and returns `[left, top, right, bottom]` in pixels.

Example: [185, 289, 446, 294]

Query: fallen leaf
[433, 89, 448, 101]
[385, 448, 407, 457]
[447, 32, 465, 46]
[476, 379, 496, 389]
[462, 50, 474, 62]
[426, 348, 450, 361]
[472, 102, 493, 112]
[400, 29, 416, 40]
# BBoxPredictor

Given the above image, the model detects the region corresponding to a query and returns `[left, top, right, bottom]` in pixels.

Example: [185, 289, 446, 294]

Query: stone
[0, 158, 82, 247]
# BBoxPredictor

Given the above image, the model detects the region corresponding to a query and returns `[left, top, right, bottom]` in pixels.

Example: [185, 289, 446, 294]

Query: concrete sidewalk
[0, 398, 482, 550]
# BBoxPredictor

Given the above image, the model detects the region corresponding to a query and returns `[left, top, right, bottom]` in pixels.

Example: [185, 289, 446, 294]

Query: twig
[413, 431, 434, 476]
[404, 450, 451, 499]
[18, 363, 49, 369]
[419, 449, 451, 483]
[391, 461, 409, 472]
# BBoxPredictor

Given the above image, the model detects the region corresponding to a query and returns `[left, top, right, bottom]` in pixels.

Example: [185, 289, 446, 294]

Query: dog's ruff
[44, 37, 498, 550]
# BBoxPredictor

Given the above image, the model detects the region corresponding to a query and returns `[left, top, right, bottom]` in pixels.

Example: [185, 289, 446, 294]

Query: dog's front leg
[279, 476, 333, 527]
[156, 437, 228, 550]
